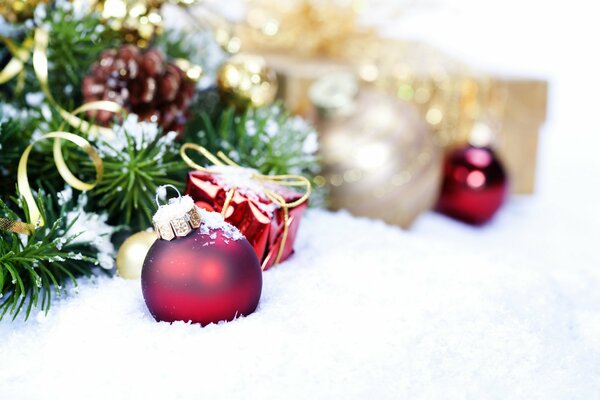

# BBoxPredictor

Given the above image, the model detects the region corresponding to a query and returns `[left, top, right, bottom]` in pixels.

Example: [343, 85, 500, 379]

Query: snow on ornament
[141, 185, 263, 325]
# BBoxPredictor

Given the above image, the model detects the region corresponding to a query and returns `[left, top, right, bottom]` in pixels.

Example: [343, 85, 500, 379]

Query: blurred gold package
[236, 1, 547, 196]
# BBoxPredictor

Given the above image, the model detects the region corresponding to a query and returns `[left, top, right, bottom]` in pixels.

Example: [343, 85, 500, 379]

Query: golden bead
[116, 231, 157, 279]
[217, 54, 278, 109]
[0, 0, 49, 23]
[94, 0, 164, 48]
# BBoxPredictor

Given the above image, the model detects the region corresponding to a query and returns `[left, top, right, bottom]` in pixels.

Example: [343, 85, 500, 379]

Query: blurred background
[173, 0, 599, 229]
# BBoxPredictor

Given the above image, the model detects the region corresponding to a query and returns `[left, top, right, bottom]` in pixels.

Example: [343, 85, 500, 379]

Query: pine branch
[154, 27, 225, 80]
[0, 5, 121, 108]
[84, 115, 187, 232]
[0, 105, 38, 198]
[188, 102, 321, 177]
[0, 189, 115, 321]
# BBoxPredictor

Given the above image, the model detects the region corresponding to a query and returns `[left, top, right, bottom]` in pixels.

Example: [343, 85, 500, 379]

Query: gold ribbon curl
[0, 132, 103, 235]
[32, 28, 121, 139]
[1, 29, 122, 138]
[0, 36, 32, 88]
[180, 143, 311, 267]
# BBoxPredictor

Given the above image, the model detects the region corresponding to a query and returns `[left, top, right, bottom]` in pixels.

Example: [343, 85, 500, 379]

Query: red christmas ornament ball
[141, 226, 262, 325]
[436, 145, 508, 224]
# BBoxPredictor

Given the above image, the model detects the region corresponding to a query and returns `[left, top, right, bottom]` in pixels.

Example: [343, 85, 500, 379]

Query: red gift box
[185, 169, 309, 271]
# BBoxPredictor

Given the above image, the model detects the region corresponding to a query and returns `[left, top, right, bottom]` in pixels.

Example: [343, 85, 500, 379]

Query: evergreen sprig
[154, 27, 225, 79]
[0, 118, 29, 190]
[0, 191, 113, 321]
[0, 106, 38, 198]
[1, 5, 121, 108]
[87, 115, 187, 231]
[190, 103, 320, 177]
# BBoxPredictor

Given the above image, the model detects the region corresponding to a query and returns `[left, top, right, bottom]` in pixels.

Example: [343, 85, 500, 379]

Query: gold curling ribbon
[32, 28, 121, 139]
[0, 36, 32, 86]
[0, 132, 103, 235]
[180, 143, 311, 267]
[1, 31, 122, 138]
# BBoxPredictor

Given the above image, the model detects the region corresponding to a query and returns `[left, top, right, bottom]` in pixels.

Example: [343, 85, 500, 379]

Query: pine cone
[82, 45, 195, 138]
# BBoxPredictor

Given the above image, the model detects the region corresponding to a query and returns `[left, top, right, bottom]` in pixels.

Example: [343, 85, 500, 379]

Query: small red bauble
[141, 220, 262, 326]
[436, 145, 508, 224]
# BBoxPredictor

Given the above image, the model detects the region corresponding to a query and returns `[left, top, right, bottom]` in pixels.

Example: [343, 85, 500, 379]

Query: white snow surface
[0, 191, 599, 398]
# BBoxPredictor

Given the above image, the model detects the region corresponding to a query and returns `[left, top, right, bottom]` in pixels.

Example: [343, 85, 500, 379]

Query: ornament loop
[155, 184, 182, 207]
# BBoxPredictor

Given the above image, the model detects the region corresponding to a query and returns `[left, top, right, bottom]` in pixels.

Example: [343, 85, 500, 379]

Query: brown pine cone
[82, 45, 196, 138]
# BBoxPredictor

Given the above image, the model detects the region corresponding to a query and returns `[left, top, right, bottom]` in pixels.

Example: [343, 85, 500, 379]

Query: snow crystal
[25, 92, 44, 107]
[245, 119, 257, 136]
[196, 208, 243, 241]
[208, 165, 265, 195]
[0, 103, 43, 126]
[57, 186, 73, 206]
[64, 194, 116, 270]
[153, 195, 196, 226]
[207, 165, 280, 216]
[302, 131, 319, 154]
[265, 119, 279, 137]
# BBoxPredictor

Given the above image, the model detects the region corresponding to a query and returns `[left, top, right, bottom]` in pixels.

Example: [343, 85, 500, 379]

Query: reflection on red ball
[141, 227, 262, 325]
[436, 145, 508, 224]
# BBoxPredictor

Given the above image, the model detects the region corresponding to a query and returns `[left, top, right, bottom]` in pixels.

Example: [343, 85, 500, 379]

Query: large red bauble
[436, 145, 508, 224]
[141, 227, 262, 325]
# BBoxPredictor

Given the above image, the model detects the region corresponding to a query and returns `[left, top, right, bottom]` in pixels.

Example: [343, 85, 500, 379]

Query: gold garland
[180, 143, 311, 266]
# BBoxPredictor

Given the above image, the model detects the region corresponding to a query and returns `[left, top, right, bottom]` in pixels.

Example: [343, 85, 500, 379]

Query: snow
[1, 2, 600, 399]
[97, 115, 177, 159]
[0, 189, 599, 398]
[63, 194, 116, 270]
[197, 208, 244, 241]
[209, 165, 265, 195]
[152, 194, 196, 225]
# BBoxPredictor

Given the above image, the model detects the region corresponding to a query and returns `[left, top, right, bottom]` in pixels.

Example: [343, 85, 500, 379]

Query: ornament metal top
[152, 185, 202, 241]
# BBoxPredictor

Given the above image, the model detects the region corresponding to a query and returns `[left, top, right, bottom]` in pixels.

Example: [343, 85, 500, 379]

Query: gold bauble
[217, 54, 278, 109]
[116, 231, 157, 279]
[311, 74, 442, 229]
[94, 0, 164, 48]
[0, 0, 49, 23]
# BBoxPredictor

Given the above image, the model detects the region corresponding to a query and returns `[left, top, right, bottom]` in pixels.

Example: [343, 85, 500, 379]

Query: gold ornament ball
[94, 0, 164, 48]
[217, 54, 278, 109]
[116, 231, 157, 279]
[0, 0, 49, 23]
